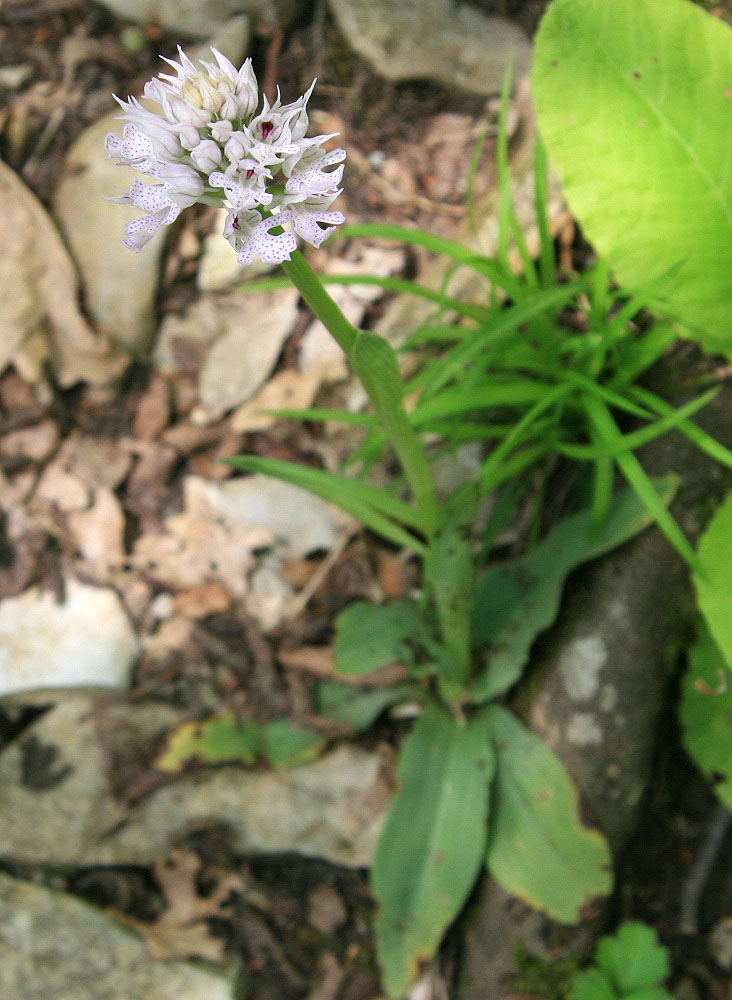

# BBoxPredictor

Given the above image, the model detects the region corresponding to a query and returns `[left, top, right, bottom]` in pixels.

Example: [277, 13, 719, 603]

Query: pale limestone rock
[53, 111, 166, 354]
[558, 635, 608, 702]
[196, 289, 299, 418]
[0, 578, 140, 698]
[0, 697, 388, 869]
[0, 697, 126, 860]
[187, 474, 342, 560]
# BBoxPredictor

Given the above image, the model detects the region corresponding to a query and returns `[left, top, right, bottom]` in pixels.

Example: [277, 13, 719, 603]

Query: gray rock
[53, 111, 166, 355]
[89, 744, 389, 867]
[204, 14, 252, 64]
[328, 0, 531, 96]
[94, 0, 282, 39]
[0, 871, 241, 1000]
[0, 695, 389, 869]
[0, 698, 127, 862]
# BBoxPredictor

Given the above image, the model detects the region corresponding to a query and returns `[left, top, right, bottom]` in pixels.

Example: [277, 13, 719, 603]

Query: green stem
[282, 251, 441, 539]
[283, 250, 357, 355]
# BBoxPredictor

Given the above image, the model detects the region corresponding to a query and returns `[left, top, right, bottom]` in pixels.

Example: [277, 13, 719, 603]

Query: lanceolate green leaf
[334, 599, 436, 677]
[350, 330, 441, 536]
[372, 704, 494, 997]
[485, 706, 612, 921]
[471, 479, 677, 701]
[224, 455, 427, 554]
[316, 680, 419, 732]
[533, 0, 732, 356]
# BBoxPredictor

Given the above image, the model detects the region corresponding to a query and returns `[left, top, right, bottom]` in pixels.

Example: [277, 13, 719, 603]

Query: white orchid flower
[106, 47, 346, 263]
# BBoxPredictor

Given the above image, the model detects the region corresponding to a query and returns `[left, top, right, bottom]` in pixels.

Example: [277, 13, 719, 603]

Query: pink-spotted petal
[237, 213, 297, 265]
[291, 210, 345, 248]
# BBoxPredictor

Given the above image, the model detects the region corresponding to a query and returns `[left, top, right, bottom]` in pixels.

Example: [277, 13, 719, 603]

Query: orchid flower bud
[190, 139, 222, 173]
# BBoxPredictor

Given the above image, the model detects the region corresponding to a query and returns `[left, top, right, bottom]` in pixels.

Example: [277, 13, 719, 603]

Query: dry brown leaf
[277, 644, 336, 678]
[0, 419, 59, 462]
[113, 848, 250, 963]
[34, 458, 90, 514]
[67, 487, 126, 569]
[144, 615, 197, 659]
[133, 510, 270, 597]
[173, 581, 231, 619]
[117, 911, 227, 963]
[279, 644, 410, 689]
[124, 440, 178, 531]
[65, 434, 134, 491]
[0, 159, 128, 390]
[305, 953, 346, 1000]
[307, 884, 347, 936]
[230, 368, 322, 433]
[132, 375, 171, 441]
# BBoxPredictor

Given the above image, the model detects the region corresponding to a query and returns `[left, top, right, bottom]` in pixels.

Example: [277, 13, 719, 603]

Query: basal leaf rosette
[105, 46, 345, 265]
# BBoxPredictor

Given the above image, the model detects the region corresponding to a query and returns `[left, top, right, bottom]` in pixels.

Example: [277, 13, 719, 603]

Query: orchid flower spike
[105, 46, 346, 265]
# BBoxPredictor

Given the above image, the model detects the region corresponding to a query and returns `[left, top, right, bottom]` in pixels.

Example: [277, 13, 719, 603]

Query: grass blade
[584, 398, 699, 569]
[224, 455, 427, 551]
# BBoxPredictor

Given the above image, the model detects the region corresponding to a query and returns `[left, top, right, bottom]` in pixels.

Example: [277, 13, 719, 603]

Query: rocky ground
[0, 1, 730, 999]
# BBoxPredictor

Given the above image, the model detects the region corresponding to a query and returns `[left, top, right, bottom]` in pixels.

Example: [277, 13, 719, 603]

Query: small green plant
[570, 922, 673, 1000]
[109, 5, 732, 994]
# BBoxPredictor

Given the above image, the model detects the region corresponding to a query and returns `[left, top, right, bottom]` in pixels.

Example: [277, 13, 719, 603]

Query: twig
[263, 26, 284, 104]
[678, 801, 731, 935]
[22, 105, 65, 180]
[284, 527, 355, 619]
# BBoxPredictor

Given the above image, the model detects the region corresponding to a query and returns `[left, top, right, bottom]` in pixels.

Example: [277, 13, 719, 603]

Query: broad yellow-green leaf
[681, 620, 732, 809]
[372, 704, 493, 997]
[485, 706, 612, 922]
[694, 490, 732, 667]
[533, 0, 732, 356]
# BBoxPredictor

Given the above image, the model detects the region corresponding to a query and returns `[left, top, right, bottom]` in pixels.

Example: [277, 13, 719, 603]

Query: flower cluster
[105, 47, 345, 265]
